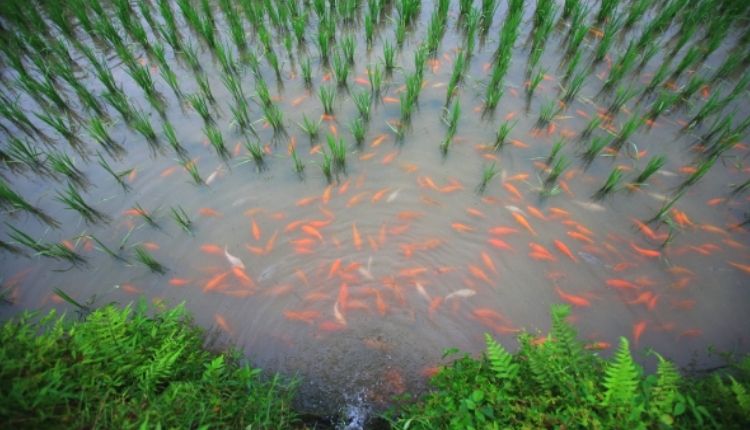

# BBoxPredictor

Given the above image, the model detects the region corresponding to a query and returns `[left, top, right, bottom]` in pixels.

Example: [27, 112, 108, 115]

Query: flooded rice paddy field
[1, 0, 750, 416]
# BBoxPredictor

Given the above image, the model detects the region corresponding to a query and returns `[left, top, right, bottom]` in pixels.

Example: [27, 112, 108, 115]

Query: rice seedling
[711, 51, 744, 83]
[544, 155, 570, 189]
[326, 134, 347, 171]
[181, 159, 203, 185]
[382, 40, 396, 72]
[87, 234, 127, 261]
[48, 152, 88, 188]
[637, 40, 660, 72]
[134, 245, 166, 274]
[35, 112, 78, 145]
[624, 0, 650, 28]
[103, 91, 135, 124]
[292, 13, 307, 45]
[364, 13, 375, 46]
[608, 85, 637, 114]
[547, 138, 567, 165]
[635, 0, 687, 49]
[126, 64, 160, 105]
[632, 155, 666, 186]
[291, 146, 305, 177]
[317, 29, 331, 64]
[527, 68, 546, 99]
[6, 224, 85, 264]
[646, 91, 678, 121]
[446, 51, 467, 103]
[263, 104, 286, 135]
[131, 110, 159, 147]
[594, 167, 623, 199]
[670, 46, 701, 81]
[479, 0, 498, 34]
[187, 94, 213, 124]
[86, 117, 122, 155]
[96, 154, 132, 191]
[341, 35, 355, 64]
[562, 71, 587, 102]
[332, 51, 350, 87]
[366, 64, 382, 96]
[678, 156, 717, 191]
[484, 85, 504, 111]
[0, 179, 58, 227]
[464, 8, 479, 56]
[612, 114, 643, 151]
[581, 116, 603, 139]
[594, 19, 620, 63]
[0, 95, 42, 138]
[196, 72, 215, 104]
[301, 57, 313, 87]
[444, 99, 461, 140]
[242, 140, 266, 170]
[56, 183, 108, 224]
[676, 76, 706, 107]
[494, 121, 516, 150]
[349, 117, 366, 146]
[565, 21, 589, 59]
[596, 0, 620, 24]
[649, 189, 686, 224]
[353, 91, 372, 121]
[204, 125, 229, 159]
[298, 114, 322, 140]
[320, 151, 333, 184]
[582, 136, 610, 165]
[732, 178, 750, 195]
[537, 100, 558, 127]
[476, 162, 499, 194]
[319, 85, 336, 115]
[6, 137, 47, 173]
[132, 203, 159, 228]
[604, 41, 638, 90]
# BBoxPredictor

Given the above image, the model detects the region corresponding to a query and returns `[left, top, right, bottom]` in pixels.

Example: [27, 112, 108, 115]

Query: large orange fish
[468, 264, 493, 286]
[204, 272, 230, 292]
[200, 244, 223, 255]
[214, 314, 233, 335]
[283, 309, 320, 325]
[503, 182, 523, 200]
[512, 213, 537, 236]
[555, 286, 590, 307]
[251, 219, 261, 241]
[451, 223, 475, 233]
[630, 242, 661, 258]
[632, 321, 647, 345]
[488, 238, 513, 251]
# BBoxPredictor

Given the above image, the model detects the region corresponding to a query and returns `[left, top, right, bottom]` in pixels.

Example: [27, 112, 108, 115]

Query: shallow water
[1, 0, 749, 420]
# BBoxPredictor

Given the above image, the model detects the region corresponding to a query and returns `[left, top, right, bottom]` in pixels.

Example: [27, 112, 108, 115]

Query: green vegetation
[0, 300, 298, 428]
[391, 305, 750, 429]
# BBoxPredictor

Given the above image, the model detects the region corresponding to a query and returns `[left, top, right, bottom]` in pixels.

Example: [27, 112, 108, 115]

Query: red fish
[512, 213, 537, 236]
[489, 226, 519, 235]
[200, 244, 223, 255]
[606, 279, 639, 290]
[214, 314, 233, 335]
[198, 207, 222, 217]
[468, 264, 493, 286]
[251, 219, 261, 241]
[451, 223, 474, 233]
[553, 240, 577, 262]
[283, 310, 320, 325]
[169, 278, 191, 286]
[632, 321, 647, 345]
[555, 286, 591, 307]
[630, 242, 661, 258]
[488, 238, 513, 251]
[481, 251, 497, 274]
[503, 182, 523, 200]
[302, 225, 323, 241]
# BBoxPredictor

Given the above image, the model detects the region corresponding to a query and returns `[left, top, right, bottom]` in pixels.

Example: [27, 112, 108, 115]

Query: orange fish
[198, 207, 222, 217]
[264, 230, 278, 253]
[481, 252, 497, 274]
[251, 219, 261, 241]
[375, 291, 388, 315]
[302, 225, 323, 240]
[488, 238, 513, 251]
[352, 223, 362, 250]
[169, 278, 191, 286]
[371, 187, 390, 202]
[630, 242, 661, 258]
[338, 283, 349, 310]
[632, 321, 647, 345]
[512, 213, 537, 236]
[296, 195, 318, 206]
[728, 261, 750, 274]
[606, 279, 639, 289]
[283, 309, 320, 325]
[466, 208, 485, 218]
[382, 96, 399, 103]
[567, 231, 594, 244]
[451, 223, 475, 233]
[553, 240, 578, 263]
[214, 314, 233, 335]
[503, 182, 523, 200]
[584, 341, 611, 350]
[232, 266, 255, 287]
[555, 286, 591, 307]
[526, 205, 546, 221]
[346, 191, 368, 208]
[489, 226, 519, 235]
[381, 150, 398, 164]
[468, 264, 493, 286]
[200, 244, 223, 255]
[204, 272, 230, 291]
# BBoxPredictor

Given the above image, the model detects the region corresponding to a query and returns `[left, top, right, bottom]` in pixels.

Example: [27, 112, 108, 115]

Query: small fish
[283, 309, 320, 325]
[503, 182, 523, 200]
[481, 252, 498, 274]
[352, 223, 362, 250]
[415, 282, 431, 302]
[251, 219, 261, 241]
[204, 271, 230, 291]
[224, 246, 245, 269]
[199, 207, 222, 217]
[214, 314, 233, 335]
[630, 242, 661, 258]
[445, 288, 476, 300]
[573, 200, 606, 212]
[489, 226, 519, 236]
[632, 321, 647, 345]
[451, 223, 475, 233]
[512, 213, 537, 236]
[606, 279, 639, 289]
[334, 301, 347, 326]
[386, 188, 401, 203]
[205, 166, 222, 185]
[200, 244, 223, 255]
[169, 278, 191, 286]
[468, 264, 493, 286]
[488, 238, 513, 251]
[553, 240, 578, 263]
[555, 286, 590, 307]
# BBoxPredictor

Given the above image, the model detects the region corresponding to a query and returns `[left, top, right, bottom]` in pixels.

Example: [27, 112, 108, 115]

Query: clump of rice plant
[242, 140, 266, 171]
[382, 40, 396, 72]
[440, 100, 461, 155]
[582, 136, 610, 165]
[594, 167, 623, 199]
[134, 245, 166, 274]
[298, 114, 322, 140]
[133, 203, 159, 228]
[494, 120, 516, 150]
[131, 110, 159, 147]
[56, 184, 109, 224]
[48, 152, 88, 189]
[446, 51, 466, 103]
[611, 114, 643, 151]
[319, 85, 336, 115]
[678, 156, 717, 191]
[527, 68, 546, 99]
[476, 162, 499, 194]
[0, 179, 59, 227]
[87, 117, 122, 155]
[368, 64, 383, 95]
[537, 100, 558, 127]
[562, 71, 586, 102]
[170, 205, 193, 233]
[352, 91, 372, 121]
[608, 85, 637, 114]
[632, 155, 666, 186]
[291, 146, 305, 177]
[581, 116, 603, 138]
[326, 133, 347, 172]
[181, 159, 203, 185]
[187, 94, 213, 124]
[646, 91, 678, 122]
[97, 154, 132, 191]
[263, 104, 286, 135]
[7, 224, 85, 265]
[301, 57, 313, 87]
[162, 122, 187, 158]
[332, 50, 349, 87]
[349, 118, 367, 146]
[5, 137, 47, 173]
[87, 234, 127, 261]
[204, 125, 228, 159]
[544, 155, 570, 190]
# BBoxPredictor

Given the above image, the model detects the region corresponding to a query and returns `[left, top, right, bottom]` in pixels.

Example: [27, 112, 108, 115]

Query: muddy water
[1, 0, 749, 420]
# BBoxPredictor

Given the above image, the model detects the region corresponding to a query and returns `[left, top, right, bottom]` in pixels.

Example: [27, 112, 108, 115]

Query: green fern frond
[729, 376, 750, 414]
[602, 337, 641, 410]
[648, 352, 681, 424]
[485, 333, 519, 384]
[549, 304, 584, 365]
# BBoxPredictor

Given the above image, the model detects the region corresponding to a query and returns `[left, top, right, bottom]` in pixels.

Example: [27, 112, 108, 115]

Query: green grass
[383, 40, 396, 72]
[0, 301, 299, 428]
[582, 136, 609, 165]
[368, 64, 383, 95]
[349, 117, 367, 146]
[353, 90, 372, 121]
[56, 183, 108, 224]
[326, 133, 347, 171]
[181, 159, 203, 185]
[298, 114, 322, 140]
[96, 154, 132, 191]
[6, 223, 84, 264]
[537, 100, 558, 127]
